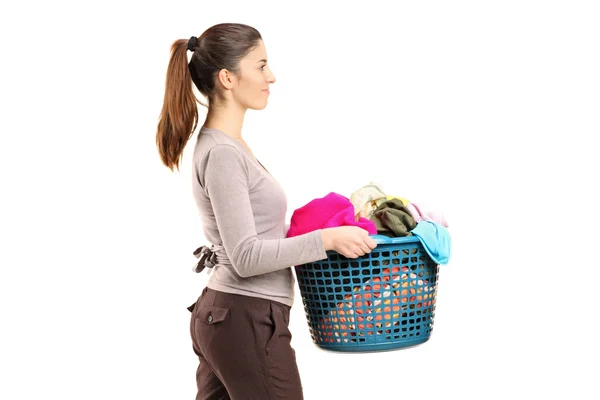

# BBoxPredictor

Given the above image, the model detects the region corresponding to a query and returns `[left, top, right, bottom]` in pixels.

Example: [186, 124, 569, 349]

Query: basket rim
[369, 234, 420, 245]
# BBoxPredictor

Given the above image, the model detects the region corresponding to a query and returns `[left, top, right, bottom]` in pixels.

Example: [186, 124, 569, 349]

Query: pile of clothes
[286, 182, 451, 265]
[287, 182, 451, 343]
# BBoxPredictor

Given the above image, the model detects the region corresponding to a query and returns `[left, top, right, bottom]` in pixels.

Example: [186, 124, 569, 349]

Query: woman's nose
[267, 68, 276, 84]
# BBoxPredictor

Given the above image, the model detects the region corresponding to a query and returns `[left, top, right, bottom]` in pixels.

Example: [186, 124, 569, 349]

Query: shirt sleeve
[203, 144, 327, 278]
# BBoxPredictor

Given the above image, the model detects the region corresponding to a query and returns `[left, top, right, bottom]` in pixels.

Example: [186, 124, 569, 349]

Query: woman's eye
[260, 65, 266, 70]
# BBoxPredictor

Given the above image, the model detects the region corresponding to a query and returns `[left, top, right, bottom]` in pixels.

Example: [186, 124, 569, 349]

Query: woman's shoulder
[195, 133, 243, 162]
[193, 133, 249, 180]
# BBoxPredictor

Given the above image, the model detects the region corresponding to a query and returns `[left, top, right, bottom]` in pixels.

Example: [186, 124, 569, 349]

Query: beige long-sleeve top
[191, 127, 328, 306]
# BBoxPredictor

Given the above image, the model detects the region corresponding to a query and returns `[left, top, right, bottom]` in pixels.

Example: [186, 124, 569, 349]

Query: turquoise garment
[411, 221, 452, 265]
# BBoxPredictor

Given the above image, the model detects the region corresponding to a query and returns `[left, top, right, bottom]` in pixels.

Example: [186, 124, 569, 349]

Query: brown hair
[156, 23, 262, 171]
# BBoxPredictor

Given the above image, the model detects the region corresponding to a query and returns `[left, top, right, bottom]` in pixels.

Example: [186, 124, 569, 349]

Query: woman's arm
[203, 144, 328, 278]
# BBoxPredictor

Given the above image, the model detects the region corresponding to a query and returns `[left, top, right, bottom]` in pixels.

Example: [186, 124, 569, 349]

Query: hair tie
[187, 36, 198, 52]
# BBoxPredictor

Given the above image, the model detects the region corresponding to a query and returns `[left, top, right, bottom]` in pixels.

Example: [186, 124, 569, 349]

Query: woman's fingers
[358, 243, 370, 255]
[365, 236, 377, 249]
[336, 229, 378, 258]
[358, 235, 377, 254]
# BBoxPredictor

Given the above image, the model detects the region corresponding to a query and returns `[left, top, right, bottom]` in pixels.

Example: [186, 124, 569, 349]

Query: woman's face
[231, 40, 276, 110]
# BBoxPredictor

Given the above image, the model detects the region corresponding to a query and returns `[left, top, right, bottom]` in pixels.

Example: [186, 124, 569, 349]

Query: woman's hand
[321, 226, 378, 258]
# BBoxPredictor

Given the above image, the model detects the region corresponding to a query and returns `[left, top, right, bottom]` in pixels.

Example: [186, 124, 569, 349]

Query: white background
[1, 1, 599, 399]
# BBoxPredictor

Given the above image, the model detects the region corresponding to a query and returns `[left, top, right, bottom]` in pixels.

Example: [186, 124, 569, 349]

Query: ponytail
[156, 39, 199, 171]
[156, 24, 263, 171]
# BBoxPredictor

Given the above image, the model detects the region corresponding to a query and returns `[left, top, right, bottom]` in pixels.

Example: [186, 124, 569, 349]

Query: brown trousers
[189, 287, 304, 400]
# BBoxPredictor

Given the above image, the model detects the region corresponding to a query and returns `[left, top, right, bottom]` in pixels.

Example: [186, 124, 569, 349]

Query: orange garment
[318, 266, 437, 343]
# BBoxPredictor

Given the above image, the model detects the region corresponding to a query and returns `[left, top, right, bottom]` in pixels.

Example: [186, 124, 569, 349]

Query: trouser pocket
[264, 302, 291, 357]
[195, 306, 230, 325]
[265, 302, 279, 356]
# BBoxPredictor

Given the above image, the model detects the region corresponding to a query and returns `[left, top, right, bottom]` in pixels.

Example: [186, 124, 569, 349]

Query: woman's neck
[203, 103, 246, 139]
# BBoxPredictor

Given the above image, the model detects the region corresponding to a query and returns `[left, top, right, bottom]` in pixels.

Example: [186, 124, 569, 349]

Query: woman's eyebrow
[257, 59, 268, 63]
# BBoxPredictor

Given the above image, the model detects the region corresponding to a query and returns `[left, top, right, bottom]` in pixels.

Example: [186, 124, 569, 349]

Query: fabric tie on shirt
[193, 244, 223, 273]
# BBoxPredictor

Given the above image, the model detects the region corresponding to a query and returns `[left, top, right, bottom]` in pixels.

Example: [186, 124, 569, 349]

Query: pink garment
[406, 202, 449, 228]
[287, 192, 378, 238]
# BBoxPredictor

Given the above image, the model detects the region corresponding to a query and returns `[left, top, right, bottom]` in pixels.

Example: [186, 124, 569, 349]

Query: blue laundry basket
[295, 234, 440, 352]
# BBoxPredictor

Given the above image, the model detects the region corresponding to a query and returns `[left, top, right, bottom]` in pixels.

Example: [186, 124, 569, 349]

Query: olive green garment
[371, 198, 417, 237]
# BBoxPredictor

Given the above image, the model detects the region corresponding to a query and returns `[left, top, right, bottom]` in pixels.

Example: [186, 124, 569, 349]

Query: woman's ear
[217, 69, 235, 90]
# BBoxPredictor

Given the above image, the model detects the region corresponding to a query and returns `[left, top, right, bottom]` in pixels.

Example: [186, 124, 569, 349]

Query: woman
[156, 23, 377, 400]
